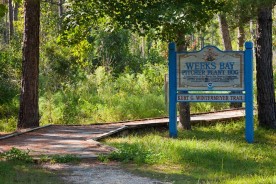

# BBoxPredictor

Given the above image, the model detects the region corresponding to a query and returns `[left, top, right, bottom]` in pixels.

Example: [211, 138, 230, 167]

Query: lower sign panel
[177, 94, 245, 102]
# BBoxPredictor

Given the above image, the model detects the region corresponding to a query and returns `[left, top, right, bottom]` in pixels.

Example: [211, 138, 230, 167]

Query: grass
[0, 160, 64, 184]
[102, 119, 276, 184]
[0, 148, 78, 184]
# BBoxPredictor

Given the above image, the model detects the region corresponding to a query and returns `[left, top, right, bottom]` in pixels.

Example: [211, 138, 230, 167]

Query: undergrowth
[0, 147, 33, 163]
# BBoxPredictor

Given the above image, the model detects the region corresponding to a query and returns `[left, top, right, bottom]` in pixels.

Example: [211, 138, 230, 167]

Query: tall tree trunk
[141, 36, 145, 58]
[218, 13, 232, 50]
[8, 0, 13, 40]
[237, 26, 245, 51]
[200, 33, 204, 49]
[177, 33, 191, 130]
[3, 11, 8, 43]
[250, 19, 256, 44]
[58, 0, 63, 17]
[231, 25, 245, 108]
[13, 2, 19, 21]
[18, 0, 40, 129]
[218, 13, 242, 108]
[58, 0, 63, 30]
[256, 6, 276, 129]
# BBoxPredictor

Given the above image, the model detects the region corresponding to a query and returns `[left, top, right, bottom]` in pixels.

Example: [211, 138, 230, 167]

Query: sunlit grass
[103, 120, 276, 183]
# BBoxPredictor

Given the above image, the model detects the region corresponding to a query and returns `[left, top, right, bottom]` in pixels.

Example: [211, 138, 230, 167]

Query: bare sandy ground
[43, 161, 171, 184]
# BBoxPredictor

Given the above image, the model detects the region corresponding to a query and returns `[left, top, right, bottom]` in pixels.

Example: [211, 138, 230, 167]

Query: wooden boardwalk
[0, 109, 246, 159]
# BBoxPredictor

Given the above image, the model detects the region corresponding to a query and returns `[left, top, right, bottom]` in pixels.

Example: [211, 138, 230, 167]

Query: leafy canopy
[62, 0, 225, 42]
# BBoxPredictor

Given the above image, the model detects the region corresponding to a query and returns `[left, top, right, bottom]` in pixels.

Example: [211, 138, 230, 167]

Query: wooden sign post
[168, 42, 254, 143]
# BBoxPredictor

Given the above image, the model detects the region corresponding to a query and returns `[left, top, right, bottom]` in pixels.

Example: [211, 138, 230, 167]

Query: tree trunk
[218, 13, 232, 50]
[237, 26, 245, 51]
[58, 0, 63, 16]
[18, 0, 40, 129]
[3, 11, 8, 43]
[250, 19, 256, 43]
[58, 0, 63, 30]
[8, 0, 13, 40]
[256, 6, 276, 129]
[177, 33, 191, 130]
[230, 25, 245, 108]
[178, 99, 191, 130]
[218, 13, 242, 108]
[13, 2, 19, 21]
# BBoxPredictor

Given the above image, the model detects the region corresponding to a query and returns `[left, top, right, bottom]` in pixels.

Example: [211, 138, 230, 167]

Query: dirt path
[43, 161, 171, 184]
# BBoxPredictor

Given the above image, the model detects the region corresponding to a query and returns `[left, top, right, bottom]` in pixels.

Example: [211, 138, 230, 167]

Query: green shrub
[0, 148, 33, 163]
[108, 143, 164, 164]
[0, 47, 20, 131]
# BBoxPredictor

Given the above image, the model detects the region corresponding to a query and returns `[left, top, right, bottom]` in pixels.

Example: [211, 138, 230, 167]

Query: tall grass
[39, 64, 168, 125]
[103, 120, 276, 184]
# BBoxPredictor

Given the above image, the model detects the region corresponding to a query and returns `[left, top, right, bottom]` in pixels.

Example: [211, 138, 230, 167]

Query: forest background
[1, 0, 276, 132]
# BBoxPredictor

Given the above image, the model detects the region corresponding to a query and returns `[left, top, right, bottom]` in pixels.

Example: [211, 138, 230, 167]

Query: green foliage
[104, 120, 276, 183]
[40, 1, 61, 41]
[39, 154, 79, 163]
[0, 148, 33, 163]
[0, 79, 18, 105]
[0, 46, 21, 131]
[191, 102, 229, 114]
[97, 154, 109, 162]
[39, 64, 167, 125]
[0, 47, 20, 104]
[90, 28, 132, 74]
[0, 116, 17, 132]
[0, 4, 7, 18]
[64, 0, 225, 41]
[107, 143, 164, 164]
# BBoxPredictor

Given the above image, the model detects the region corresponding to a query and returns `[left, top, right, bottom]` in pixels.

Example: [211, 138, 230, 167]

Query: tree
[18, 0, 40, 129]
[256, 5, 276, 129]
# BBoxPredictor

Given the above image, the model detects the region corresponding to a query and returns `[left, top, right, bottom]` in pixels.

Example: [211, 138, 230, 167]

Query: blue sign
[168, 42, 254, 143]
